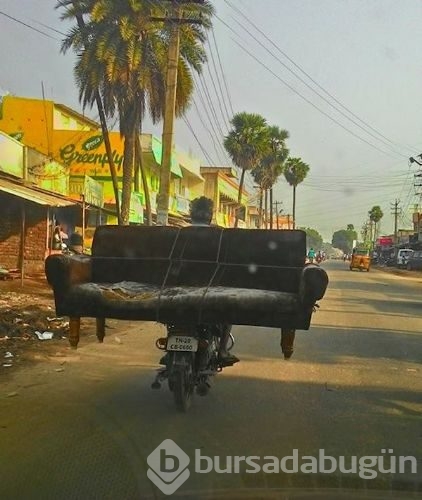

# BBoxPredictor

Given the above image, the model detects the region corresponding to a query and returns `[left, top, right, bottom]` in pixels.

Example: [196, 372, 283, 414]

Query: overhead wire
[210, 27, 235, 117]
[197, 72, 227, 140]
[192, 74, 229, 162]
[182, 116, 215, 166]
[0, 10, 61, 41]
[189, 96, 223, 165]
[226, 16, 406, 159]
[206, 35, 232, 125]
[224, 0, 412, 156]
[216, 13, 409, 160]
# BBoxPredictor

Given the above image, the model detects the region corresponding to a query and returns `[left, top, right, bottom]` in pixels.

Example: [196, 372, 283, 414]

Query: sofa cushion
[60, 281, 301, 327]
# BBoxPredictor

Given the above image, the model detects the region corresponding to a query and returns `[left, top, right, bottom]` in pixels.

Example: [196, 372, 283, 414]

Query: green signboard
[151, 137, 183, 178]
[118, 190, 144, 224]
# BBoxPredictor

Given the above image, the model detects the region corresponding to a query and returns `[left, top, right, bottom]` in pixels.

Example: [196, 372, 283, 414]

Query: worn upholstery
[45, 226, 328, 330]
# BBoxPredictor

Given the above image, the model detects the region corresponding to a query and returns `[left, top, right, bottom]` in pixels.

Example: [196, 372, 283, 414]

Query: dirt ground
[0, 276, 99, 375]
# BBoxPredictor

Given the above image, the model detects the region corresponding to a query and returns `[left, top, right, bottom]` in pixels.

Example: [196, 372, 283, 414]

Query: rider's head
[190, 197, 213, 225]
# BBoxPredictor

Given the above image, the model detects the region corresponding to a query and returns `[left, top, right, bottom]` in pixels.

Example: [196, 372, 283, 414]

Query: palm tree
[368, 205, 384, 245]
[224, 112, 269, 228]
[57, 0, 122, 223]
[283, 157, 310, 229]
[260, 126, 289, 228]
[59, 0, 213, 225]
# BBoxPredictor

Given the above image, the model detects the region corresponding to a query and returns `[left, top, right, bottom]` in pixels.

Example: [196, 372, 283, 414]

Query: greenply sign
[59, 134, 124, 175]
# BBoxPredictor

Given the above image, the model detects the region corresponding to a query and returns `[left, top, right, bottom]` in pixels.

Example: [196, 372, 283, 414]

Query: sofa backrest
[90, 225, 306, 292]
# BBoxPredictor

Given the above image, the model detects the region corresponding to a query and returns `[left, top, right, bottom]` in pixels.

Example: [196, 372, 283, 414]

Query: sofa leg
[69, 317, 81, 349]
[96, 317, 106, 343]
[280, 329, 295, 359]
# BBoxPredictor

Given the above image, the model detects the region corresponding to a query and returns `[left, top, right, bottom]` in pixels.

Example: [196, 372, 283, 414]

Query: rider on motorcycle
[307, 247, 316, 263]
[190, 197, 239, 367]
[161, 197, 239, 368]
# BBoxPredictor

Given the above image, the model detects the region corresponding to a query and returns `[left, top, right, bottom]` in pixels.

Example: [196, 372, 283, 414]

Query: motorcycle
[151, 324, 234, 412]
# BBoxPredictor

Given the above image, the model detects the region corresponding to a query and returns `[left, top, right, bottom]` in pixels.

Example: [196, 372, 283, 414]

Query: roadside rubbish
[4, 352, 13, 358]
[6, 392, 18, 398]
[34, 331, 54, 341]
[2, 364, 12, 368]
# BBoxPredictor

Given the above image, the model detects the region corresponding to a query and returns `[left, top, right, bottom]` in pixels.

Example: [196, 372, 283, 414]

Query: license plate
[167, 336, 198, 352]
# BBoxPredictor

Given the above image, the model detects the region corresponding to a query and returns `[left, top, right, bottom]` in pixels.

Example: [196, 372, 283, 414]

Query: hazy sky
[1, 0, 421, 240]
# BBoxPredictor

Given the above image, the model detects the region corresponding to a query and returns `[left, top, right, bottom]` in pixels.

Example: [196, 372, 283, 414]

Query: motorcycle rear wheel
[173, 367, 193, 412]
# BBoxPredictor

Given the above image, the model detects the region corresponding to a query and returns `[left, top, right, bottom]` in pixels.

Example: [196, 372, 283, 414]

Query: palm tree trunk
[73, 8, 121, 225]
[269, 187, 274, 229]
[121, 132, 135, 225]
[292, 184, 296, 229]
[264, 189, 268, 229]
[258, 187, 263, 229]
[135, 134, 152, 226]
[235, 169, 246, 228]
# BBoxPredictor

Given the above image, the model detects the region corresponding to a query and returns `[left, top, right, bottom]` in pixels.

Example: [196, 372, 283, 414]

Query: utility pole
[273, 201, 283, 230]
[390, 199, 401, 245]
[156, 1, 205, 226]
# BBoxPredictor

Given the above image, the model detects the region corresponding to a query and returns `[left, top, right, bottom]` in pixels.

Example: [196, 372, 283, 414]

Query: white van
[397, 249, 414, 268]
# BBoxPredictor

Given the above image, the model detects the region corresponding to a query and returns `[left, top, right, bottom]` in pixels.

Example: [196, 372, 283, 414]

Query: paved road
[1, 261, 421, 499]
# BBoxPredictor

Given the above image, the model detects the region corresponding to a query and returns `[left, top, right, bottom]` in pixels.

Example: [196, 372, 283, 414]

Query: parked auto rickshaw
[350, 247, 371, 272]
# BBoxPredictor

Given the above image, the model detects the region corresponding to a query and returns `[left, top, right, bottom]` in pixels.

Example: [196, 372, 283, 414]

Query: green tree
[332, 225, 358, 253]
[299, 227, 323, 250]
[283, 157, 310, 229]
[224, 112, 270, 228]
[368, 205, 384, 244]
[59, 0, 213, 225]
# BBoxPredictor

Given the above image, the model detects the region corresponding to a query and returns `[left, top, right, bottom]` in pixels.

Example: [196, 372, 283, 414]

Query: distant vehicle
[397, 249, 414, 268]
[350, 247, 371, 272]
[406, 250, 422, 270]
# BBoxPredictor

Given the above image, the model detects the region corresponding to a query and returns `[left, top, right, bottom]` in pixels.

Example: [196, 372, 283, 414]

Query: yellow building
[200, 166, 249, 228]
[0, 95, 204, 223]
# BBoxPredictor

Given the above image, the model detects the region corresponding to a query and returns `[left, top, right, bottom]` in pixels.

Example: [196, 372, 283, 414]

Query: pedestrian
[52, 223, 69, 251]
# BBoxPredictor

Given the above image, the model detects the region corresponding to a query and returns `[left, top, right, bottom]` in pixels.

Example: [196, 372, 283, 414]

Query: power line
[204, 57, 229, 133]
[206, 35, 232, 124]
[182, 115, 215, 166]
[197, 72, 226, 140]
[192, 75, 229, 162]
[224, 0, 411, 156]
[224, 32, 406, 159]
[190, 96, 223, 164]
[29, 17, 67, 37]
[210, 27, 235, 117]
[0, 10, 61, 41]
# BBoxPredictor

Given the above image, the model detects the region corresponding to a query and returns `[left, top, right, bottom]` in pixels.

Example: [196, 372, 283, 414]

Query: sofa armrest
[45, 254, 92, 295]
[299, 264, 329, 307]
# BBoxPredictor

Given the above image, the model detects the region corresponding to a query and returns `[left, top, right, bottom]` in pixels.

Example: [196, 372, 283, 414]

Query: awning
[0, 177, 76, 207]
